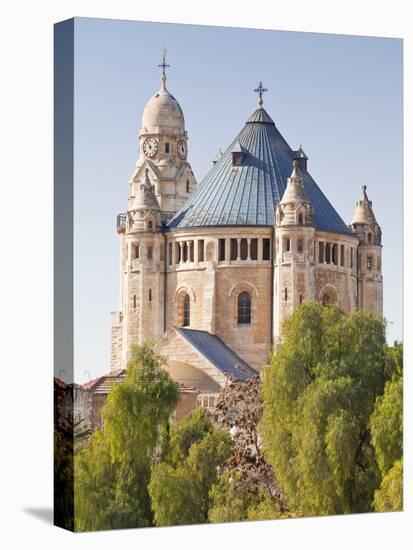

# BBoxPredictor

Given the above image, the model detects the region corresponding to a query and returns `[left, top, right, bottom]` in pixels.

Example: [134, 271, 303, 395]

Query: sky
[73, 17, 403, 383]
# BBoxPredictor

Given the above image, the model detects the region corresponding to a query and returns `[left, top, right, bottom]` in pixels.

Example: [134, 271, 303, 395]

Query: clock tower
[110, 52, 197, 370]
[128, 50, 197, 224]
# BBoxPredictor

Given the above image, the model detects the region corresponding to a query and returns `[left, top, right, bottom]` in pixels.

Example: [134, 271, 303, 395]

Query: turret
[350, 186, 383, 314]
[273, 161, 316, 340]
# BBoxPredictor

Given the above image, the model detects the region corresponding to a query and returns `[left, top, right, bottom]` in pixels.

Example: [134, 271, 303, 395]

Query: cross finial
[158, 48, 170, 78]
[254, 81, 268, 106]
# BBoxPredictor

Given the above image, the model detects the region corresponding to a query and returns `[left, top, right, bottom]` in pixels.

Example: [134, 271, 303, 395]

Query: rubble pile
[213, 375, 287, 510]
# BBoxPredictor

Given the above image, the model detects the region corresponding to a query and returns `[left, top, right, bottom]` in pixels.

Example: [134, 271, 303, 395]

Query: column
[247, 238, 251, 261]
[225, 238, 230, 263]
[236, 238, 241, 261]
[258, 238, 263, 262]
[194, 239, 199, 265]
[179, 241, 184, 264]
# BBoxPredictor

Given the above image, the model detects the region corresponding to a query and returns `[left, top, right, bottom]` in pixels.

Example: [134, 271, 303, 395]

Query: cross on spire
[158, 48, 170, 77]
[254, 81, 268, 106]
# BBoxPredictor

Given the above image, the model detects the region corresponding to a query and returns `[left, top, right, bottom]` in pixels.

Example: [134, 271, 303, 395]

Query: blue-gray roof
[168, 107, 351, 234]
[175, 327, 257, 381]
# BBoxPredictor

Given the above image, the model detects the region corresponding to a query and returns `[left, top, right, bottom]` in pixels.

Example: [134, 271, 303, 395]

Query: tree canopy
[149, 407, 232, 526]
[74, 343, 178, 531]
[370, 343, 403, 512]
[260, 302, 393, 517]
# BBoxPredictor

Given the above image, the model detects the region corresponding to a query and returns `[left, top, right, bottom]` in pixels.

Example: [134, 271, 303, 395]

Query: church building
[109, 56, 383, 409]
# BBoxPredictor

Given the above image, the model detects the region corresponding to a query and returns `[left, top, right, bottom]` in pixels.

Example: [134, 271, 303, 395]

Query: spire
[254, 81, 268, 107]
[158, 48, 170, 91]
[351, 185, 377, 225]
[133, 169, 160, 211]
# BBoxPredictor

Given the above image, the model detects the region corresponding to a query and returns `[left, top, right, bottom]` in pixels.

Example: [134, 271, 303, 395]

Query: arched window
[238, 292, 251, 324]
[148, 220, 153, 230]
[183, 294, 190, 327]
[186, 179, 190, 193]
[321, 287, 336, 307]
[298, 213, 303, 225]
[368, 232, 372, 244]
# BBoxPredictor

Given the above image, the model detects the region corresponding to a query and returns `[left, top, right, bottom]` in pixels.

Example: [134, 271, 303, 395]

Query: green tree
[370, 375, 403, 476]
[260, 302, 389, 517]
[373, 459, 403, 512]
[209, 470, 259, 523]
[74, 343, 178, 531]
[208, 470, 288, 523]
[370, 346, 403, 512]
[149, 408, 232, 526]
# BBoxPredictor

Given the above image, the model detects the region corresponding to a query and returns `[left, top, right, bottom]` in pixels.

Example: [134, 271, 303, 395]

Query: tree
[370, 345, 403, 512]
[370, 375, 403, 476]
[208, 470, 289, 523]
[149, 408, 232, 526]
[373, 459, 403, 512]
[74, 343, 178, 531]
[260, 302, 389, 517]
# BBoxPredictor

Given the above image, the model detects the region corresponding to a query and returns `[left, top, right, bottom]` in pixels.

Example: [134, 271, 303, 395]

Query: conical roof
[168, 106, 350, 234]
[351, 186, 377, 225]
[279, 161, 311, 205]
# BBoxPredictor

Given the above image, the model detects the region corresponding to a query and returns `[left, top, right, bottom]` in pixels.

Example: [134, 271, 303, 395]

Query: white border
[0, 1, 411, 549]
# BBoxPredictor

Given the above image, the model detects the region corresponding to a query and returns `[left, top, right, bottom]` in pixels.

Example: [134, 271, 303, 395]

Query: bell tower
[350, 186, 383, 314]
[110, 53, 197, 371]
[129, 49, 197, 224]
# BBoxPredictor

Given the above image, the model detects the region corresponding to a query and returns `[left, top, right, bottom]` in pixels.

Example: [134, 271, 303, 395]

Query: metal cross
[254, 81, 268, 104]
[158, 48, 170, 77]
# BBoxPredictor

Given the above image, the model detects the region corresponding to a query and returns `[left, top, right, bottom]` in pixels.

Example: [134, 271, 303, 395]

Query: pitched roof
[168, 106, 351, 234]
[175, 327, 257, 381]
[82, 369, 198, 395]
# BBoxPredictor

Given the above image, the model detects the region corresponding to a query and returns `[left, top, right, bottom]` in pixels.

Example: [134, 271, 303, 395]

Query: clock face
[143, 138, 158, 158]
[177, 140, 187, 160]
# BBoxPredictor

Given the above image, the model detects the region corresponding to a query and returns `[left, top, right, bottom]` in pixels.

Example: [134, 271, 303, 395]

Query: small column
[179, 241, 184, 264]
[225, 238, 230, 263]
[127, 241, 132, 268]
[236, 238, 241, 261]
[171, 239, 176, 265]
[322, 242, 326, 264]
[247, 238, 251, 261]
[194, 239, 199, 265]
[258, 238, 263, 262]
[186, 241, 191, 263]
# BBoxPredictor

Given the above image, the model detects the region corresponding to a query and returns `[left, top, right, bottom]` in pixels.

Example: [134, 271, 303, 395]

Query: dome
[142, 75, 185, 135]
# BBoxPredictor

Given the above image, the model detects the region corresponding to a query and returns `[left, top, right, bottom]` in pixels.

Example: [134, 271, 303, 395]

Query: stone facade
[109, 66, 383, 407]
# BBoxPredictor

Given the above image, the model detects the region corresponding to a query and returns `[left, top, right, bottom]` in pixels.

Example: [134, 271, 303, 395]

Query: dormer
[231, 141, 246, 166]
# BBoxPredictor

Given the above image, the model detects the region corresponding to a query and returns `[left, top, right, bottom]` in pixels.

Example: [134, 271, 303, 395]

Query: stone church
[109, 57, 383, 410]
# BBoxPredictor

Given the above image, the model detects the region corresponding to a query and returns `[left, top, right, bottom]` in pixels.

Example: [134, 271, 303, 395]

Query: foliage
[370, 346, 403, 512]
[260, 302, 389, 517]
[373, 459, 403, 512]
[208, 470, 259, 523]
[208, 470, 288, 523]
[247, 494, 288, 521]
[149, 408, 232, 526]
[74, 343, 178, 531]
[370, 375, 403, 477]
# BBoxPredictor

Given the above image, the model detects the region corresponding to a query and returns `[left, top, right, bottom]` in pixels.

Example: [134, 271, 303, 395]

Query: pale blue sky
[73, 18, 402, 382]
